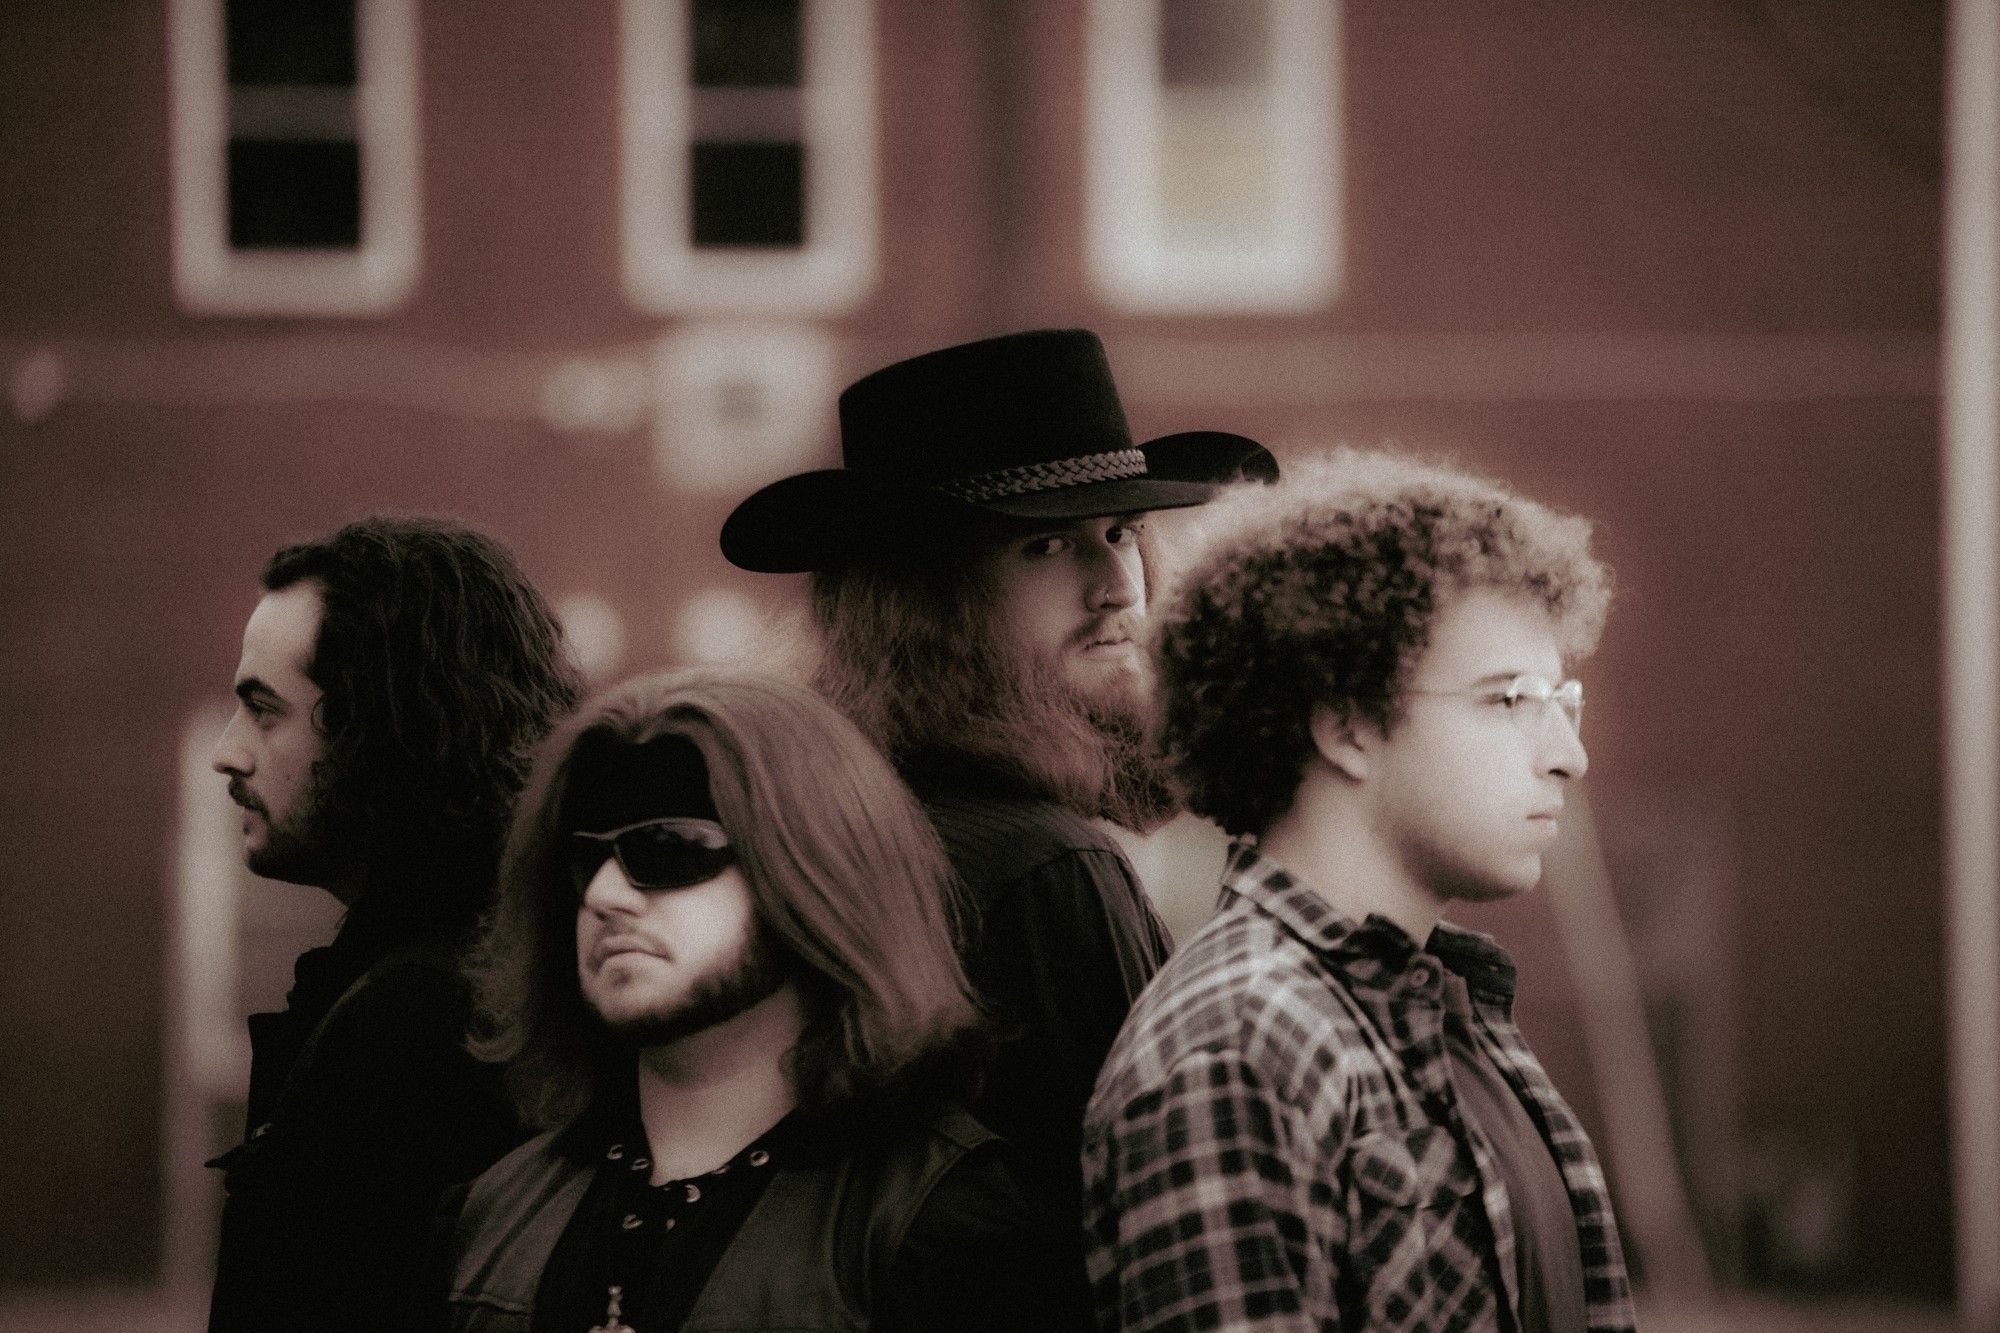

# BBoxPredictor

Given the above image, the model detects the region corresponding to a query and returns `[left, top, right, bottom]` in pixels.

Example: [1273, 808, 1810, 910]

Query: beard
[594, 917, 796, 1048]
[976, 640, 1183, 833]
[241, 758, 347, 887]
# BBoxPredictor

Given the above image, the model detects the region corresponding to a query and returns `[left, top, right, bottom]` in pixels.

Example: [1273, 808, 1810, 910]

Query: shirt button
[1408, 963, 1434, 988]
[684, 1183, 702, 1203]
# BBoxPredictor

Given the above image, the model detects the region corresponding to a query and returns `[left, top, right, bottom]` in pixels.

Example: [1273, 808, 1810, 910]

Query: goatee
[598, 920, 795, 1047]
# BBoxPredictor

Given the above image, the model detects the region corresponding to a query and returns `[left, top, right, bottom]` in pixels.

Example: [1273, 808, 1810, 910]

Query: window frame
[1084, 0, 1341, 314]
[618, 0, 878, 315]
[167, 0, 422, 317]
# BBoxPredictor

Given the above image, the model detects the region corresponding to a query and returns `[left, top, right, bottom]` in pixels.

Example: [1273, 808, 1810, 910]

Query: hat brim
[720, 430, 1275, 573]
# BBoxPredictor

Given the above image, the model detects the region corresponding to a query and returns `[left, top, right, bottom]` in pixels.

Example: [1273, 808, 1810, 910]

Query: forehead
[1415, 589, 1565, 681]
[236, 581, 323, 688]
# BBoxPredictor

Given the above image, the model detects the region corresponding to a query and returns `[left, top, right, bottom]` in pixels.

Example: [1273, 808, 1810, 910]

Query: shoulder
[280, 937, 491, 1108]
[313, 938, 476, 1045]
[1090, 905, 1360, 1126]
[874, 1108, 1096, 1332]
[460, 1129, 569, 1214]
[921, 786, 1132, 893]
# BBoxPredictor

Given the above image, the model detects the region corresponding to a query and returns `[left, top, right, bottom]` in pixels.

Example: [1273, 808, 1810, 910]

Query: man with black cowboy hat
[720, 328, 1275, 1215]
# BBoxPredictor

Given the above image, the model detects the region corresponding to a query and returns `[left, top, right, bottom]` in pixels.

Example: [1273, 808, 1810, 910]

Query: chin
[1447, 860, 1543, 905]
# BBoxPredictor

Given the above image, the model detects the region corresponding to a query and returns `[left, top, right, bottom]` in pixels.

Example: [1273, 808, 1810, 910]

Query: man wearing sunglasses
[449, 670, 1089, 1331]
[207, 518, 580, 1333]
[720, 330, 1274, 1217]
[1082, 451, 1639, 1332]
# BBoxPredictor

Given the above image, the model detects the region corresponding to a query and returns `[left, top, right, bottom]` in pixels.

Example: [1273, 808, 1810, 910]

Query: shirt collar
[1219, 838, 1518, 1005]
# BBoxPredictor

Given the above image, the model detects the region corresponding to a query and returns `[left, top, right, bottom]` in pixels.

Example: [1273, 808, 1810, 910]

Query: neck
[1259, 767, 1444, 943]
[632, 985, 805, 1182]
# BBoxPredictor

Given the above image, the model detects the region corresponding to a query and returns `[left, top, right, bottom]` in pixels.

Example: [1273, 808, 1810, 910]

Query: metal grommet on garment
[621, 1213, 643, 1231]
[684, 1183, 702, 1203]
[606, 1144, 625, 1161]
[748, 1150, 770, 1167]
[631, 1157, 650, 1172]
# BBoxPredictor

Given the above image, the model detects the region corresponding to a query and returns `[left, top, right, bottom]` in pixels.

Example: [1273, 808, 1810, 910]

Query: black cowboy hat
[719, 329, 1277, 573]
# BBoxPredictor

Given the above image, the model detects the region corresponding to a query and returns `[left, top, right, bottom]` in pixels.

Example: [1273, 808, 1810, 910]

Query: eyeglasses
[1407, 673, 1584, 735]
[566, 817, 735, 896]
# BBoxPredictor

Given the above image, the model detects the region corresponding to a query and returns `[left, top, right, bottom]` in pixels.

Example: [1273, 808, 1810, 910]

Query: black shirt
[1441, 971, 1590, 1333]
[533, 1115, 791, 1333]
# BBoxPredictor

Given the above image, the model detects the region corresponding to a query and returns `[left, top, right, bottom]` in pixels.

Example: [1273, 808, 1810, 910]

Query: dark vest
[447, 1104, 995, 1333]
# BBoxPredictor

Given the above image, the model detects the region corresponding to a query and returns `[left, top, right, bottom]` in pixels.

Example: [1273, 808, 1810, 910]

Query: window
[169, 0, 420, 315]
[1086, 0, 1339, 313]
[620, 0, 876, 314]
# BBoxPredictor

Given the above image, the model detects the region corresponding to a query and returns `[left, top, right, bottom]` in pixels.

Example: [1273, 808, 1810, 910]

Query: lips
[591, 935, 668, 968]
[1074, 612, 1142, 653]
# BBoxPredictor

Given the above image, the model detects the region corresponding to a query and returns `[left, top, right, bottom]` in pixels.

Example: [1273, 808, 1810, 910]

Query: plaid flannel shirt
[1081, 841, 1637, 1332]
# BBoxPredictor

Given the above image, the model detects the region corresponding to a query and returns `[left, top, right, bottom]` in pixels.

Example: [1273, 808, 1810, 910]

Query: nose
[1084, 529, 1143, 612]
[579, 855, 644, 915]
[1539, 709, 1589, 781]
[212, 709, 252, 778]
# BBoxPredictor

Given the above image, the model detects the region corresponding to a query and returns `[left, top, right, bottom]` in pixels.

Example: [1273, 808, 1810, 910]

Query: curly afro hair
[1153, 448, 1611, 837]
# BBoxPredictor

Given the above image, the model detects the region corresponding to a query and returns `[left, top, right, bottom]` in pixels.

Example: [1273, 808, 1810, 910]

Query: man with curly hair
[1082, 452, 1638, 1332]
[720, 330, 1274, 1215]
[207, 517, 581, 1332]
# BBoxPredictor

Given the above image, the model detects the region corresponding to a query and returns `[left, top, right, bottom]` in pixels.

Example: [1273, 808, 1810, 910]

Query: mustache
[589, 930, 674, 968]
[1073, 611, 1143, 649]
[226, 779, 267, 817]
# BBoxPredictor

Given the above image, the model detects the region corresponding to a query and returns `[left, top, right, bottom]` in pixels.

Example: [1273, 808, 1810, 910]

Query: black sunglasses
[566, 818, 735, 896]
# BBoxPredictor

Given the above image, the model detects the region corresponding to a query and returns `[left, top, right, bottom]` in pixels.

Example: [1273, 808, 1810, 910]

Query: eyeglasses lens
[568, 819, 735, 897]
[615, 821, 733, 889]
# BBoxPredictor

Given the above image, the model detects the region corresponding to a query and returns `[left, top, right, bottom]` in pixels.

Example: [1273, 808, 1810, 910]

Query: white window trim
[619, 0, 877, 316]
[1085, 0, 1341, 314]
[167, 0, 421, 317]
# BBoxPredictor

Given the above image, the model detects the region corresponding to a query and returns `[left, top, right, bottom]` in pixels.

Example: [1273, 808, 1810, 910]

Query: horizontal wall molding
[1109, 331, 1940, 406]
[2, 330, 1941, 427]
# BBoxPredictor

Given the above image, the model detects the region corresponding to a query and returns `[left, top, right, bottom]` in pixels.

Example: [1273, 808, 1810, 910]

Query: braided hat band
[933, 449, 1149, 504]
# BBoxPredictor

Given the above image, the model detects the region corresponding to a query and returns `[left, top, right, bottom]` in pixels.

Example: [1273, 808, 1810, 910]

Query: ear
[1308, 704, 1373, 783]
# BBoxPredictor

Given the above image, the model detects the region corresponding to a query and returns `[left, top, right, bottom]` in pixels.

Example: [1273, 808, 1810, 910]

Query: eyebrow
[234, 678, 284, 709]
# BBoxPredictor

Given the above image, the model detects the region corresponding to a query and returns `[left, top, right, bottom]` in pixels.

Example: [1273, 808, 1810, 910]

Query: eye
[1106, 519, 1146, 544]
[1020, 533, 1070, 558]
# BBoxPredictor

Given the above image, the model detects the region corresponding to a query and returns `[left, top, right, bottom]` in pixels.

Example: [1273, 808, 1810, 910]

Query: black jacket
[906, 758, 1174, 1209]
[445, 1100, 1090, 1332]
[208, 897, 520, 1333]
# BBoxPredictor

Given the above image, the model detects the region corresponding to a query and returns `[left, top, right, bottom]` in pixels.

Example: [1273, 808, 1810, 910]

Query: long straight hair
[807, 524, 1166, 820]
[468, 668, 981, 1129]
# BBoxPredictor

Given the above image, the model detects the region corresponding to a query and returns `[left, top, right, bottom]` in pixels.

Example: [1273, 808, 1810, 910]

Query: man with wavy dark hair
[207, 516, 580, 1333]
[448, 669, 1088, 1331]
[720, 330, 1274, 1218]
[1084, 451, 1638, 1332]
